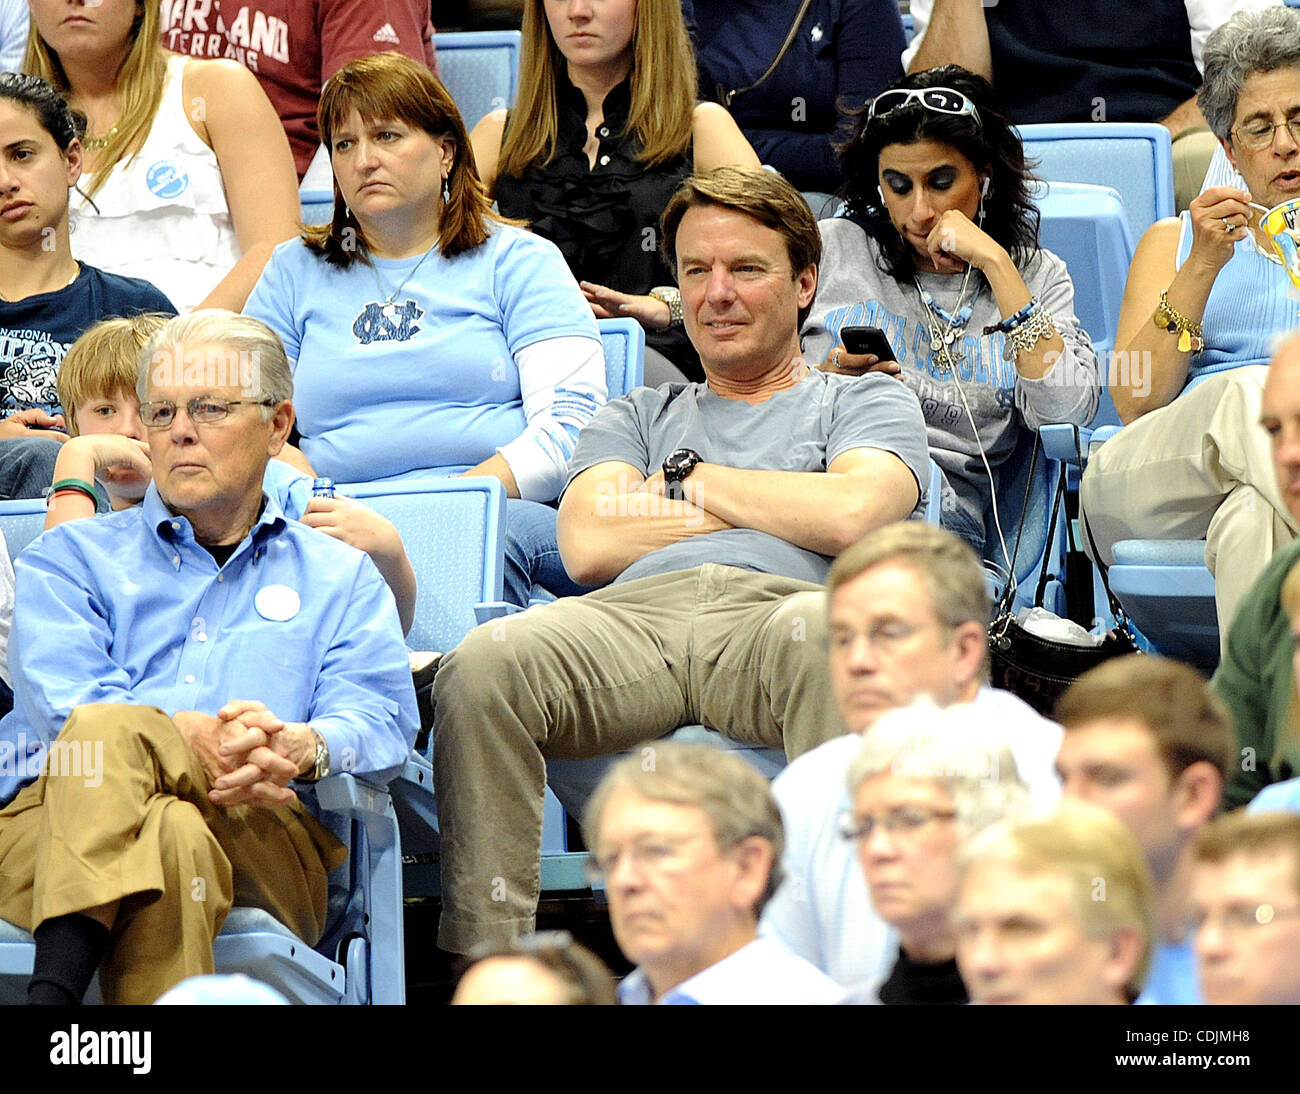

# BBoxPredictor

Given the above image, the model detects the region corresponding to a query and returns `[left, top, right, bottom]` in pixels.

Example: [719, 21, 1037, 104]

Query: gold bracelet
[1152, 289, 1205, 354]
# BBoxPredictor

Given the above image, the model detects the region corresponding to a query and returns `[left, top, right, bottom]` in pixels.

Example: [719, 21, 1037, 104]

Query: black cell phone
[840, 325, 896, 362]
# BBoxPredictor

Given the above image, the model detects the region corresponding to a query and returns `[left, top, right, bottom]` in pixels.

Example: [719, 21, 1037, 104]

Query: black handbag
[987, 430, 1140, 716]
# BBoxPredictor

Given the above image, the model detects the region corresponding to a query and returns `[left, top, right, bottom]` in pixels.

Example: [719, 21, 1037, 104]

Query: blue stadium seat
[432, 30, 522, 130]
[1033, 180, 1136, 428]
[597, 316, 646, 397]
[1018, 123, 1175, 243]
[0, 775, 405, 1004]
[1043, 419, 1220, 669]
[299, 184, 333, 226]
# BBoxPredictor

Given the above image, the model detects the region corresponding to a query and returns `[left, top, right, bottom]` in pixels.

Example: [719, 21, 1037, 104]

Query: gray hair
[583, 742, 785, 915]
[847, 700, 1031, 840]
[138, 310, 293, 417]
[1198, 7, 1300, 142]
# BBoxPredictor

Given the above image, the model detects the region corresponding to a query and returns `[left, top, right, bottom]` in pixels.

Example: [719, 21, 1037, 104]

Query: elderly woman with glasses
[804, 66, 1098, 558]
[1080, 6, 1300, 653]
[840, 702, 1031, 1005]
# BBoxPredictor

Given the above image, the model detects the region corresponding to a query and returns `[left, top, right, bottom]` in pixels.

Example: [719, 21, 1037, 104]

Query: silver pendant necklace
[916, 262, 977, 376]
[370, 244, 437, 318]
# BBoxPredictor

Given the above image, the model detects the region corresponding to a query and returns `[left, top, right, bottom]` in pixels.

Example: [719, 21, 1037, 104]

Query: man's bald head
[1261, 333, 1300, 525]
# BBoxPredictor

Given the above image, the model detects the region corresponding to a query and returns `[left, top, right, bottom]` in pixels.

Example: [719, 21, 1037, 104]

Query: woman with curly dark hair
[804, 67, 1098, 555]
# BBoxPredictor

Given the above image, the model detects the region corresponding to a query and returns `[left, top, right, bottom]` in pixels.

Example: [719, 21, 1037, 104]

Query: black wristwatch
[662, 448, 702, 501]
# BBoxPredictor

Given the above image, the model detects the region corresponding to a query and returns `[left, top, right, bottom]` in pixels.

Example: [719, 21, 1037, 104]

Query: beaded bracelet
[983, 296, 1039, 336]
[1151, 289, 1205, 354]
[1001, 307, 1058, 361]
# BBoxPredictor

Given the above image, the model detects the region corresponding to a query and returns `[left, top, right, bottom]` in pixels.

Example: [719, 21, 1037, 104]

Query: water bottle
[311, 477, 336, 499]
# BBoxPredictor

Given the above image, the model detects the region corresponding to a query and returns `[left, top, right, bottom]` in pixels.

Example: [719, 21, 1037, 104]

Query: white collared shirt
[618, 937, 842, 1005]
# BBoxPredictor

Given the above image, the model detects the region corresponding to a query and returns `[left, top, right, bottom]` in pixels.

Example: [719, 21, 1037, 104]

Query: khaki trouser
[432, 564, 836, 953]
[0, 704, 345, 1004]
[1080, 367, 1299, 650]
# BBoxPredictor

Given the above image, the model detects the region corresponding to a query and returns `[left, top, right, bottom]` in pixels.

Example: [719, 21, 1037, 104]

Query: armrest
[474, 600, 520, 625]
[1040, 423, 1093, 465]
[390, 751, 439, 853]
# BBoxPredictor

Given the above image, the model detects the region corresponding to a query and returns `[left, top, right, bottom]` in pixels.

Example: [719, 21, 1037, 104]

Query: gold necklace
[82, 125, 118, 151]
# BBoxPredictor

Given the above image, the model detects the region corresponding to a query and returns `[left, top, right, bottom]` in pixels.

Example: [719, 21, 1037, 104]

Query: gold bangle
[1152, 289, 1205, 354]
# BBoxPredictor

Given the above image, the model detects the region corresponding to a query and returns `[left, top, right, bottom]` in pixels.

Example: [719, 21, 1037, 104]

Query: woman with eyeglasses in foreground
[804, 66, 1098, 558]
[1080, 7, 1300, 650]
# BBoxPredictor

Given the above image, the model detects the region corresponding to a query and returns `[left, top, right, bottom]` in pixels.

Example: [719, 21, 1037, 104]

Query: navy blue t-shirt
[0, 264, 175, 416]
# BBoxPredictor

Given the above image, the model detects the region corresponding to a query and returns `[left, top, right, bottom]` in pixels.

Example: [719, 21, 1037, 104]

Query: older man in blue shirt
[0, 311, 418, 1004]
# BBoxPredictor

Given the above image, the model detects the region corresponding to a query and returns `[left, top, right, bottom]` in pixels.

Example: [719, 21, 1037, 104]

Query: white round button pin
[254, 584, 301, 622]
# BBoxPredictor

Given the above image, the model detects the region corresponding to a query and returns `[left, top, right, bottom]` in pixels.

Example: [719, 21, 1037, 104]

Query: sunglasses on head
[867, 87, 981, 126]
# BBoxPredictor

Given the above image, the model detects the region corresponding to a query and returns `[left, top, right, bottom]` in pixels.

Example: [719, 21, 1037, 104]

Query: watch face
[664, 448, 699, 478]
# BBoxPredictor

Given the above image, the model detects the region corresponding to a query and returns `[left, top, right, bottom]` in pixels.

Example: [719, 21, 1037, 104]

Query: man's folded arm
[558, 460, 733, 587]
[304, 559, 420, 782]
[681, 447, 920, 557]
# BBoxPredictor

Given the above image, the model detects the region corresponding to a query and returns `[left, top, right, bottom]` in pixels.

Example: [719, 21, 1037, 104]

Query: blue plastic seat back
[1034, 181, 1134, 353]
[0, 499, 49, 562]
[1018, 123, 1174, 243]
[432, 30, 522, 129]
[341, 478, 506, 655]
[1032, 180, 1135, 428]
[597, 317, 646, 397]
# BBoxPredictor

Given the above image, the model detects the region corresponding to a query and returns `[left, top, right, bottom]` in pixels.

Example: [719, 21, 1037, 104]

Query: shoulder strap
[721, 0, 815, 106]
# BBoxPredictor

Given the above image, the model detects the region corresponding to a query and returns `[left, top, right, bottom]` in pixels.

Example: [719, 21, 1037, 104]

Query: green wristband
[47, 478, 99, 508]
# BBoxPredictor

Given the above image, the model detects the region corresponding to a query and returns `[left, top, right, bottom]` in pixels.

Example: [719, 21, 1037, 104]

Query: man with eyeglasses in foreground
[0, 310, 417, 1003]
[1188, 811, 1300, 1005]
[760, 522, 1062, 987]
[584, 741, 840, 1005]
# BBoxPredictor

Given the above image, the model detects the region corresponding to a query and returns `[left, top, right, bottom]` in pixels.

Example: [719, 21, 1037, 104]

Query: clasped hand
[175, 701, 313, 808]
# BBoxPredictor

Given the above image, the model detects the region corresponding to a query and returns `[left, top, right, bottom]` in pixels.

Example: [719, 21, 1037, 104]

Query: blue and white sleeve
[498, 336, 607, 502]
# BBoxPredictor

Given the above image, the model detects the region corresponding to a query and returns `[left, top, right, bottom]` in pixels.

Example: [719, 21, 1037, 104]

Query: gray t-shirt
[565, 368, 930, 585]
[802, 218, 1099, 553]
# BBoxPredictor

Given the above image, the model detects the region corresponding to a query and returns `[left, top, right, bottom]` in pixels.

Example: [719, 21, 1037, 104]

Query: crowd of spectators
[0, 0, 1298, 1009]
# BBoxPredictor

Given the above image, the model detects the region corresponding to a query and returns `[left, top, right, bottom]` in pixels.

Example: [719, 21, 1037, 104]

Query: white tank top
[68, 55, 241, 310]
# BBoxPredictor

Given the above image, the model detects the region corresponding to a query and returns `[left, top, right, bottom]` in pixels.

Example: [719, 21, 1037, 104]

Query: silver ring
[1223, 218, 1234, 233]
[830, 348, 843, 368]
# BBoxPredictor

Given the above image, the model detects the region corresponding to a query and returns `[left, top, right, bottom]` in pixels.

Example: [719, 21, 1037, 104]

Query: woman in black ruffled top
[471, 0, 758, 384]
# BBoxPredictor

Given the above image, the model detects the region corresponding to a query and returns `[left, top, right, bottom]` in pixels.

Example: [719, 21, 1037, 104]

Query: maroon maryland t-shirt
[160, 0, 436, 178]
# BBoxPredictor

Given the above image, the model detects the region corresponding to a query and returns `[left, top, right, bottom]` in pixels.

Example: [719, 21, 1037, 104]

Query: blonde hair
[25, 2, 168, 200]
[962, 803, 1155, 998]
[498, 0, 695, 179]
[1193, 811, 1300, 901]
[58, 314, 170, 436]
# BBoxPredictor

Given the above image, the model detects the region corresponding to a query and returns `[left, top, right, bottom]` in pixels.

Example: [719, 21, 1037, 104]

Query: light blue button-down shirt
[617, 937, 841, 1005]
[0, 480, 417, 805]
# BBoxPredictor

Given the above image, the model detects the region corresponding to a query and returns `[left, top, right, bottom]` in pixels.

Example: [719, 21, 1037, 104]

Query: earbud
[877, 184, 886, 205]
[980, 176, 991, 198]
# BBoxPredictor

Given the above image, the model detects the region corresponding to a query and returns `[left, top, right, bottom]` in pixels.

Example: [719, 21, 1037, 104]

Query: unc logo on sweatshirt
[353, 300, 424, 344]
